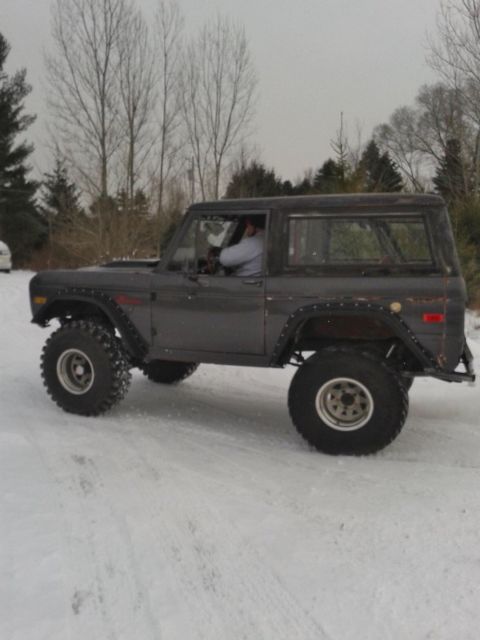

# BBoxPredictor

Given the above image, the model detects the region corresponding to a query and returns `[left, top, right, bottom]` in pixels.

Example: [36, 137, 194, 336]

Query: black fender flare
[269, 301, 438, 370]
[32, 287, 148, 360]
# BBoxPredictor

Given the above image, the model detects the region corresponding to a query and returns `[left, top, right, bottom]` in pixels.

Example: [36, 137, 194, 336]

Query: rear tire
[141, 360, 198, 384]
[41, 320, 131, 415]
[288, 347, 408, 455]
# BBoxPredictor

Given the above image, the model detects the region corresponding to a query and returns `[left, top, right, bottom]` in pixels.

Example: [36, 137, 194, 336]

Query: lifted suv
[30, 194, 475, 455]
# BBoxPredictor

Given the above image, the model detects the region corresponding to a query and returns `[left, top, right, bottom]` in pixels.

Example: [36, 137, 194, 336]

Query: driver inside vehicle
[208, 215, 265, 277]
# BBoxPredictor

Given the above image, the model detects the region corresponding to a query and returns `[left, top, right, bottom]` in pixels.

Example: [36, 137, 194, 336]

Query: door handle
[242, 279, 263, 286]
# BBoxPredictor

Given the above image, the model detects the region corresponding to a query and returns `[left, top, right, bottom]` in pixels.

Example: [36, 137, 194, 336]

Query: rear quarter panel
[265, 275, 466, 369]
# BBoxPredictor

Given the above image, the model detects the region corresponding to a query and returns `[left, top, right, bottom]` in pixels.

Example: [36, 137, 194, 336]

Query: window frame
[282, 211, 439, 276]
[161, 209, 269, 276]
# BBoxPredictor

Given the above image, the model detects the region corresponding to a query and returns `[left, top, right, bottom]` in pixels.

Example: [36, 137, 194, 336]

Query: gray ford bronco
[30, 194, 475, 455]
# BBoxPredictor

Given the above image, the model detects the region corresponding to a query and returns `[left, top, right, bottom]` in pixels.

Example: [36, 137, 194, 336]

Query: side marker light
[423, 313, 445, 323]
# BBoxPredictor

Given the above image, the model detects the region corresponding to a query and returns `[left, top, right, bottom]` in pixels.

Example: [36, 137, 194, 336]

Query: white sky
[1, 0, 440, 183]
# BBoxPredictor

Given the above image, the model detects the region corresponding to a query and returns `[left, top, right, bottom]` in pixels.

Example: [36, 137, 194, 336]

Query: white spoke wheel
[288, 347, 409, 455]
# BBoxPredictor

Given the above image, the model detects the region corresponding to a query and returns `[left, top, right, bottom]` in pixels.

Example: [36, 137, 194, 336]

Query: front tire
[41, 320, 131, 415]
[288, 347, 408, 455]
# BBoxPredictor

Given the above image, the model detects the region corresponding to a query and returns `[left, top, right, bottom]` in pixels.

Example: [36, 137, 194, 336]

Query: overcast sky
[1, 0, 441, 182]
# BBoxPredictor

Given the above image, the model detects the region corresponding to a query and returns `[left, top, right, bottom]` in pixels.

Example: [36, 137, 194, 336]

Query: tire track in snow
[24, 441, 164, 640]
[116, 426, 332, 640]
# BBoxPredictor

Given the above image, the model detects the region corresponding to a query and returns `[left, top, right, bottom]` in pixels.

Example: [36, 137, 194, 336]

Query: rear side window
[382, 220, 431, 262]
[288, 215, 433, 270]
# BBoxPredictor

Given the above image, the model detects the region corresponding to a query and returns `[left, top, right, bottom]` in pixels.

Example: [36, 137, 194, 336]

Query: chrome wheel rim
[315, 377, 374, 431]
[56, 349, 95, 395]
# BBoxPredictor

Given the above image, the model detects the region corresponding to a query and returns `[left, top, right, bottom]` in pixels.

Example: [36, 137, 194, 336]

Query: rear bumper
[414, 343, 475, 384]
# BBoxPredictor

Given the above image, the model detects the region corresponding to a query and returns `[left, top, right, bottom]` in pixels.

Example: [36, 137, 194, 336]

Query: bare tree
[427, 0, 480, 191]
[46, 0, 160, 260]
[46, 0, 128, 198]
[374, 107, 429, 191]
[373, 83, 470, 191]
[117, 6, 157, 203]
[154, 0, 185, 217]
[180, 15, 257, 200]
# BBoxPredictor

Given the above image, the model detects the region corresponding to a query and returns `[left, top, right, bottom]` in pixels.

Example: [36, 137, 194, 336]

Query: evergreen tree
[290, 176, 313, 195]
[433, 138, 466, 203]
[116, 188, 150, 218]
[225, 161, 285, 198]
[0, 32, 46, 264]
[41, 158, 83, 231]
[360, 140, 403, 192]
[313, 159, 342, 193]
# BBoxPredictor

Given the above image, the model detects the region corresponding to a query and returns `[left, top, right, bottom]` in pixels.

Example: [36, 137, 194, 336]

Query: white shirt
[219, 231, 264, 277]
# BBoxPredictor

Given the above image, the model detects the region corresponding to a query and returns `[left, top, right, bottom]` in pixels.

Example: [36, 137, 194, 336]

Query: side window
[329, 221, 383, 261]
[288, 218, 383, 265]
[167, 215, 241, 273]
[287, 214, 434, 269]
[167, 218, 198, 271]
[289, 218, 328, 265]
[382, 220, 431, 262]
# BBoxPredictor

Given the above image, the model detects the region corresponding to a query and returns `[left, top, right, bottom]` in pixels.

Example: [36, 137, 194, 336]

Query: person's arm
[219, 239, 249, 268]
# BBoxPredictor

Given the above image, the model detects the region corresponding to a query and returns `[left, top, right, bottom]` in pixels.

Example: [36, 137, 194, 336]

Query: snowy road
[1, 271, 480, 640]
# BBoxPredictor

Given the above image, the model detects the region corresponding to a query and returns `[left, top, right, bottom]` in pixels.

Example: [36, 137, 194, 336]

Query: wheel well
[300, 314, 396, 343]
[37, 297, 147, 362]
[41, 300, 114, 329]
[282, 314, 424, 372]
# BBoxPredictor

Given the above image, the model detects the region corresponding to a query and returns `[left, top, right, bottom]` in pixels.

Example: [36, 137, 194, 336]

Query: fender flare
[32, 287, 148, 360]
[269, 301, 438, 370]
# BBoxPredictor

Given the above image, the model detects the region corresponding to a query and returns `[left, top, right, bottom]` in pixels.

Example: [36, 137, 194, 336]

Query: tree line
[1, 0, 480, 302]
[1, 0, 257, 267]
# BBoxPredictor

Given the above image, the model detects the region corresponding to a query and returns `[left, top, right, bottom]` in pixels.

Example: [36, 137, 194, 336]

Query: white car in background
[0, 241, 12, 273]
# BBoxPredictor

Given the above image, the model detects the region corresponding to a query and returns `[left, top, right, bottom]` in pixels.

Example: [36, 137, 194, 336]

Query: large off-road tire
[41, 320, 131, 416]
[141, 360, 198, 384]
[288, 347, 409, 455]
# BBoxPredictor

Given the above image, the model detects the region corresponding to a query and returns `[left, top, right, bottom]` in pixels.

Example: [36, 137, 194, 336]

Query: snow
[1, 270, 480, 640]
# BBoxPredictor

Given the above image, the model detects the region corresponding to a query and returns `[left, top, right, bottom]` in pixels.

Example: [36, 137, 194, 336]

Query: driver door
[151, 212, 267, 355]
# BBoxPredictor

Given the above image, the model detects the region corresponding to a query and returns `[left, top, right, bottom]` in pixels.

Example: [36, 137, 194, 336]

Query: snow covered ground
[1, 271, 480, 640]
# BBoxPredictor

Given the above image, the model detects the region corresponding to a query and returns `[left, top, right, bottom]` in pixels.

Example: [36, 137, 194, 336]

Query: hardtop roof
[189, 193, 444, 213]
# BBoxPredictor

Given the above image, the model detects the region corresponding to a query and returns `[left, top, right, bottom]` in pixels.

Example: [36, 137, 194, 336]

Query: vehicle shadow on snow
[378, 387, 480, 467]
[120, 370, 307, 452]
[116, 374, 480, 463]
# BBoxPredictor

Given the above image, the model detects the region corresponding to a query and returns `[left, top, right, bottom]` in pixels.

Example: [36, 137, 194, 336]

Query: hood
[29, 259, 158, 294]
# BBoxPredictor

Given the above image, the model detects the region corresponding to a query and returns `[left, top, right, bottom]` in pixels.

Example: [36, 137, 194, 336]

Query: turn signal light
[33, 296, 47, 305]
[423, 313, 445, 323]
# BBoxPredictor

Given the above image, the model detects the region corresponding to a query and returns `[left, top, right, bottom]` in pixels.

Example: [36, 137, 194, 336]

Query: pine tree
[41, 158, 83, 231]
[360, 140, 403, 192]
[116, 189, 150, 219]
[225, 161, 285, 198]
[313, 159, 341, 193]
[433, 138, 466, 203]
[0, 32, 46, 264]
[290, 176, 313, 195]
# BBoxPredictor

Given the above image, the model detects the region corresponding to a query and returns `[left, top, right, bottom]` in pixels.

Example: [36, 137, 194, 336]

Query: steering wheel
[206, 247, 221, 274]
